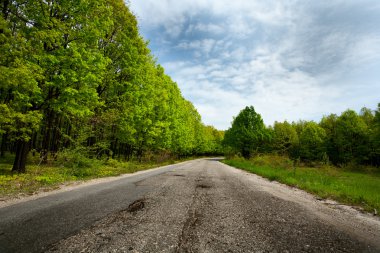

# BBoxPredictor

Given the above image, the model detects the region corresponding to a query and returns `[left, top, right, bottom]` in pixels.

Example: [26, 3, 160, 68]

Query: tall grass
[224, 155, 380, 213]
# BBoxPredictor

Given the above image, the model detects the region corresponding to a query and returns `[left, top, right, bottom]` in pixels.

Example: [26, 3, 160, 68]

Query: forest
[1, 0, 379, 177]
[0, 0, 224, 173]
[224, 105, 380, 168]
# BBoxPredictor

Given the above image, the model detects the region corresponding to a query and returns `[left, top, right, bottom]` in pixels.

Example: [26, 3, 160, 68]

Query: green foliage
[0, 0, 224, 173]
[226, 104, 380, 168]
[371, 104, 380, 165]
[57, 149, 99, 171]
[197, 125, 224, 155]
[248, 154, 293, 170]
[224, 106, 268, 158]
[335, 110, 369, 164]
[320, 114, 339, 164]
[271, 121, 299, 157]
[299, 122, 327, 162]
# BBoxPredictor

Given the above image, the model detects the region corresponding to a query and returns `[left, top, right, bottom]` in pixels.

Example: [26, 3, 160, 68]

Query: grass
[0, 152, 191, 199]
[223, 155, 380, 214]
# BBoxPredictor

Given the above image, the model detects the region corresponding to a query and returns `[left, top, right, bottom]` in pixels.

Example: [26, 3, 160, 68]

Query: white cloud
[186, 23, 224, 35]
[131, 0, 294, 27]
[344, 35, 380, 66]
[177, 39, 216, 56]
[130, 0, 380, 129]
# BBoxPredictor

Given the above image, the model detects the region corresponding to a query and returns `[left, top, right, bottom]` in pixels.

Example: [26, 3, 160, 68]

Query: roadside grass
[0, 153, 188, 199]
[223, 155, 380, 214]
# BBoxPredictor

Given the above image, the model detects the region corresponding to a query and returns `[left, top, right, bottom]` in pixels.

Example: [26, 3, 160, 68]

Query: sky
[129, 0, 380, 130]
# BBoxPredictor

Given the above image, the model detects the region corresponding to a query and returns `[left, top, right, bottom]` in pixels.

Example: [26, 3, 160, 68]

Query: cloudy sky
[129, 0, 380, 130]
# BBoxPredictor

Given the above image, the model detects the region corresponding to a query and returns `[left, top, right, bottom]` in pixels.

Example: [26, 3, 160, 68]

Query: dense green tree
[320, 114, 339, 164]
[299, 122, 327, 162]
[292, 120, 308, 136]
[34, 0, 111, 163]
[0, 0, 223, 172]
[226, 104, 380, 167]
[360, 107, 374, 126]
[0, 1, 44, 172]
[272, 121, 299, 157]
[335, 110, 369, 164]
[224, 106, 268, 158]
[195, 125, 224, 155]
[369, 104, 380, 165]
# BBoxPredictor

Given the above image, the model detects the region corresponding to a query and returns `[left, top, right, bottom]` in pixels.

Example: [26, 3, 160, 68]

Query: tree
[320, 114, 339, 164]
[272, 121, 299, 157]
[370, 104, 380, 166]
[335, 110, 369, 164]
[32, 0, 110, 163]
[0, 2, 43, 172]
[299, 122, 326, 162]
[0, 0, 223, 172]
[1, 0, 112, 171]
[224, 106, 268, 158]
[198, 125, 224, 155]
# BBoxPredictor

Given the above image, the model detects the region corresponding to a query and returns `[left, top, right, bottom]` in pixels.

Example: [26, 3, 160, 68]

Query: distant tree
[320, 114, 339, 164]
[299, 122, 326, 162]
[198, 125, 225, 155]
[335, 110, 369, 164]
[224, 106, 268, 158]
[371, 104, 380, 166]
[359, 107, 377, 165]
[272, 121, 299, 157]
[292, 120, 308, 136]
[360, 107, 374, 126]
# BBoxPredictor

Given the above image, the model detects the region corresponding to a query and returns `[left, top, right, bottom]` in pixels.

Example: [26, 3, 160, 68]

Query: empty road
[1, 158, 379, 252]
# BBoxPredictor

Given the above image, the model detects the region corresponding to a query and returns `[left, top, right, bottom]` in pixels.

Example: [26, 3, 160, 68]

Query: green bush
[250, 154, 293, 169]
[54, 149, 103, 178]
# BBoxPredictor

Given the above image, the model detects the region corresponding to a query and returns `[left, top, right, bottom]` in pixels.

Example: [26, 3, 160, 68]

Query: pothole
[196, 184, 211, 189]
[127, 199, 145, 212]
[172, 174, 185, 177]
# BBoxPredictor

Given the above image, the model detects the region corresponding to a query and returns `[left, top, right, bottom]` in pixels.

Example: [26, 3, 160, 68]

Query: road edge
[0, 158, 203, 209]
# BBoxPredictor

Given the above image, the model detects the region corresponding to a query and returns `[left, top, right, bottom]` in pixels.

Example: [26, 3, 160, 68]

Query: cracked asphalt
[1, 158, 380, 252]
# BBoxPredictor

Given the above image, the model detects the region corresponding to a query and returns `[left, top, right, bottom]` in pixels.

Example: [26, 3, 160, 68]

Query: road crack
[176, 176, 212, 252]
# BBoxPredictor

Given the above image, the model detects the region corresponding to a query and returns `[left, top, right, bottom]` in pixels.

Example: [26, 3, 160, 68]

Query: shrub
[250, 154, 293, 170]
[55, 149, 102, 178]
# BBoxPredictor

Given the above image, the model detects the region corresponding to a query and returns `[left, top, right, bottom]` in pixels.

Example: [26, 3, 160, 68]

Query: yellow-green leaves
[1, 0, 223, 172]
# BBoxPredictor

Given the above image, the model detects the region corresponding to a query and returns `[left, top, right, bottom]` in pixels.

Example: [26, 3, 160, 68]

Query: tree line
[224, 104, 380, 167]
[0, 0, 224, 173]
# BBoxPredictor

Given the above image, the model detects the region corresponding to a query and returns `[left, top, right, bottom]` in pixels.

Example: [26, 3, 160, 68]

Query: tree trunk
[41, 110, 54, 163]
[242, 147, 250, 159]
[1, 0, 9, 20]
[124, 143, 133, 161]
[111, 138, 118, 159]
[137, 146, 143, 162]
[0, 133, 8, 157]
[12, 140, 30, 173]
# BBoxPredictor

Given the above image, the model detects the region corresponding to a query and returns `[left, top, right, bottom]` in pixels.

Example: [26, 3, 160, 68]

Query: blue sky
[129, 0, 380, 130]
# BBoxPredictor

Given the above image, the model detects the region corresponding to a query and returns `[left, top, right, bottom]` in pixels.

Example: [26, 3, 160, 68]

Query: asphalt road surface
[1, 158, 379, 252]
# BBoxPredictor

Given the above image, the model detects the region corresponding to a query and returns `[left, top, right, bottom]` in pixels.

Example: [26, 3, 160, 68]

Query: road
[1, 159, 380, 252]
